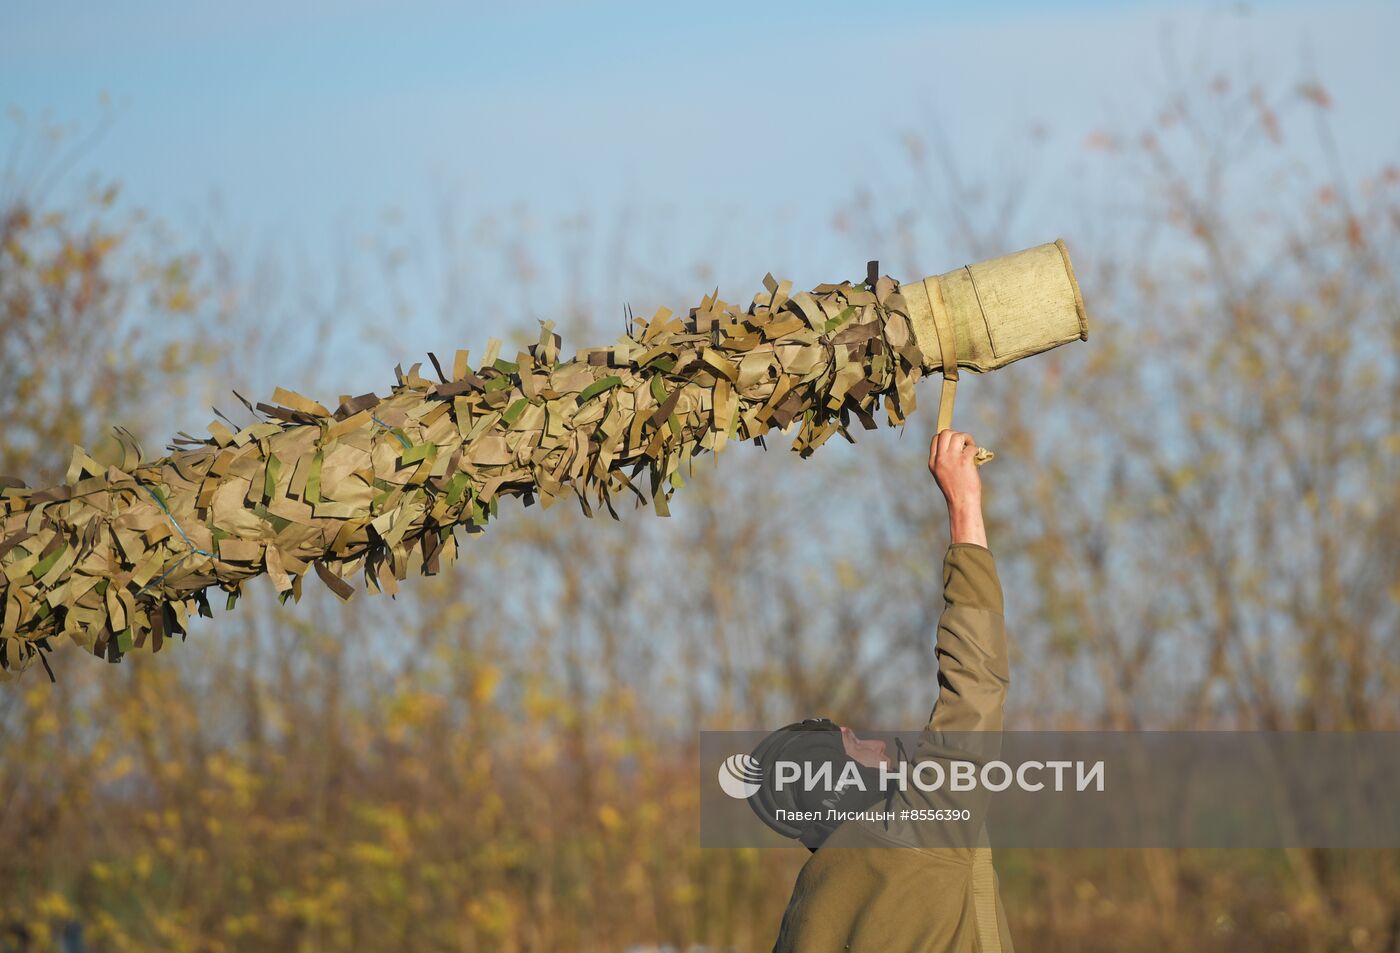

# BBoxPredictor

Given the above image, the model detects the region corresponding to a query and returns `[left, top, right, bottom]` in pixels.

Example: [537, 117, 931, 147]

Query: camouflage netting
[1, 268, 938, 676]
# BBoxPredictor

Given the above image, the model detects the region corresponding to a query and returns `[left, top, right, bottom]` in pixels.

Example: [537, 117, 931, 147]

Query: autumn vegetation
[1, 66, 1397, 952]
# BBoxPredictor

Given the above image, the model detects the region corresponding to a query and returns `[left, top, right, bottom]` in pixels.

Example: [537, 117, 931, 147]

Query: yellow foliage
[597, 803, 623, 831]
[35, 892, 74, 920]
[4, 71, 1400, 953]
[466, 890, 518, 937]
[472, 663, 502, 704]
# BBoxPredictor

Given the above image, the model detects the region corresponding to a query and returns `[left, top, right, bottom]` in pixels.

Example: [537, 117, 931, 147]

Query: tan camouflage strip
[0, 269, 935, 675]
[1, 238, 1090, 677]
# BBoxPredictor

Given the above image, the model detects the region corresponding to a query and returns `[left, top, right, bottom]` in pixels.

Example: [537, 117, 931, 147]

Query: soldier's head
[745, 718, 890, 850]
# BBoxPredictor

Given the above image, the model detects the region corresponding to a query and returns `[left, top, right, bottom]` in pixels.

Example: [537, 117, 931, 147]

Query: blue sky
[3, 0, 1398, 392]
[4, 1, 1398, 684]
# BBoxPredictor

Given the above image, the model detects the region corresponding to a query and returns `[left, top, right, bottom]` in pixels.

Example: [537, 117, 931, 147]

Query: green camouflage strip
[0, 270, 930, 675]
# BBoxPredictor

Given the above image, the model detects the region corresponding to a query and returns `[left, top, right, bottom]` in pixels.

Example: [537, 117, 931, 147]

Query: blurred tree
[2, 57, 1399, 953]
[1, 116, 207, 486]
[846, 66, 1400, 950]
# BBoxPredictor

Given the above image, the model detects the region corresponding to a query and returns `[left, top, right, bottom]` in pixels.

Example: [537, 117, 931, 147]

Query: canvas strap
[916, 275, 994, 465]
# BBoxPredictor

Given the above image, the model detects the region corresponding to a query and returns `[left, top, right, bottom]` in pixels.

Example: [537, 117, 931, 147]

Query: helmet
[746, 718, 886, 850]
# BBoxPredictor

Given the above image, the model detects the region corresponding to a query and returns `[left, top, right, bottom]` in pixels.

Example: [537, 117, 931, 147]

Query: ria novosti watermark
[699, 730, 1400, 848]
[717, 753, 765, 799]
[722, 753, 1104, 799]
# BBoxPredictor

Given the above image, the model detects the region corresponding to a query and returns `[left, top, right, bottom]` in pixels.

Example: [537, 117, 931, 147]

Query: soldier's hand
[929, 430, 981, 504]
[928, 430, 987, 548]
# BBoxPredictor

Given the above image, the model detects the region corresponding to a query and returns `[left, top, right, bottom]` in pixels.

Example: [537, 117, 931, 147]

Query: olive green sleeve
[943, 543, 1004, 615]
[927, 544, 1009, 734]
[873, 545, 1009, 850]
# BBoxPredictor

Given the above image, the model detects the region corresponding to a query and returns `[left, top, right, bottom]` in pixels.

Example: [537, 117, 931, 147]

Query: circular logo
[717, 753, 764, 799]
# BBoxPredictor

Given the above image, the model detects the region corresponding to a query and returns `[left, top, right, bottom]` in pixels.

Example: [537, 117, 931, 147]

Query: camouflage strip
[0, 270, 932, 675]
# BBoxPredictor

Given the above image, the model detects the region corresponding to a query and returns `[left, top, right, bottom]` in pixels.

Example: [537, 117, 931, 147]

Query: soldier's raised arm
[925, 429, 1008, 736]
[878, 429, 1009, 852]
